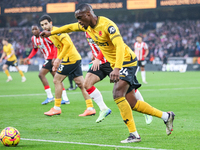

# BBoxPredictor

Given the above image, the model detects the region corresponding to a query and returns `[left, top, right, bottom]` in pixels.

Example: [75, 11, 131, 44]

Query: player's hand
[110, 68, 120, 83]
[90, 58, 100, 71]
[24, 58, 30, 64]
[52, 58, 61, 72]
[0, 59, 2, 63]
[40, 31, 51, 38]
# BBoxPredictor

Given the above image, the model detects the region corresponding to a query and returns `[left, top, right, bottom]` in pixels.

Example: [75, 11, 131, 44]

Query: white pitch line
[21, 138, 170, 150]
[0, 86, 200, 97]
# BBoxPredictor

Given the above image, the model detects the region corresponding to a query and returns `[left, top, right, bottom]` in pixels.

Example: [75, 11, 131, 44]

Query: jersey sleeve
[10, 45, 14, 51]
[51, 22, 85, 35]
[144, 43, 148, 50]
[105, 22, 124, 69]
[27, 48, 38, 59]
[105, 22, 121, 42]
[57, 35, 71, 60]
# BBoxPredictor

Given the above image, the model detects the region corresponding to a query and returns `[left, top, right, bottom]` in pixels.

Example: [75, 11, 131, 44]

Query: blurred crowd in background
[1, 19, 200, 65]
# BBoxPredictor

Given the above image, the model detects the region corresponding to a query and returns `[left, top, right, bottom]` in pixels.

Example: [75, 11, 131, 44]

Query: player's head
[2, 38, 8, 45]
[136, 35, 143, 43]
[39, 14, 53, 31]
[75, 3, 95, 29]
[31, 25, 40, 36]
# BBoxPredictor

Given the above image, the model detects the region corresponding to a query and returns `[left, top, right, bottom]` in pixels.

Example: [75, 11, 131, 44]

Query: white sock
[62, 90, 69, 101]
[89, 87, 108, 111]
[54, 106, 61, 110]
[8, 76, 12, 79]
[131, 131, 140, 138]
[141, 71, 146, 82]
[45, 88, 54, 99]
[161, 112, 169, 122]
[135, 90, 144, 101]
[87, 107, 94, 111]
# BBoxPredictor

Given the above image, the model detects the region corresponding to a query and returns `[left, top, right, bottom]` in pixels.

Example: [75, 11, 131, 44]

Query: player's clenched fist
[109, 68, 120, 83]
[52, 58, 62, 72]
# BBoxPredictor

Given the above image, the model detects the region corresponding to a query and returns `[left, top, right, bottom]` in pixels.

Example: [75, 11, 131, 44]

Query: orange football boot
[79, 109, 96, 116]
[44, 107, 61, 116]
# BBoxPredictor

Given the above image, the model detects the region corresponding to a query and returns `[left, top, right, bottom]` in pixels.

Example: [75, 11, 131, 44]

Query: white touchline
[0, 87, 200, 97]
[21, 138, 171, 150]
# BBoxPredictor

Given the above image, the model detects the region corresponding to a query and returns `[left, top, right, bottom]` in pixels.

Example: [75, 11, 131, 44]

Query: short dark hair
[137, 34, 143, 38]
[76, 3, 92, 12]
[2, 38, 8, 42]
[39, 14, 52, 23]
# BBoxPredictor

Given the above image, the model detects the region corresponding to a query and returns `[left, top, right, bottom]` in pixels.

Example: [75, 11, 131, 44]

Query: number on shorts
[120, 67, 128, 76]
[58, 65, 64, 71]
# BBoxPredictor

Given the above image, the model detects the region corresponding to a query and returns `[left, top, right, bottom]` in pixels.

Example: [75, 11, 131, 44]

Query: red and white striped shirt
[28, 36, 57, 60]
[85, 32, 107, 64]
[134, 42, 148, 61]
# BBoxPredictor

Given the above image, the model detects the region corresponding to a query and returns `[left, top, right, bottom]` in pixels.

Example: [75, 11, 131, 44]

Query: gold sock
[19, 70, 24, 77]
[133, 100, 163, 118]
[85, 99, 93, 108]
[115, 97, 137, 133]
[55, 98, 61, 107]
[5, 69, 10, 77]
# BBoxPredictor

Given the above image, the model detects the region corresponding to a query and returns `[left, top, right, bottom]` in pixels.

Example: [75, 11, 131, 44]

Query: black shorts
[42, 59, 53, 72]
[88, 62, 113, 80]
[138, 60, 146, 67]
[5, 60, 18, 67]
[119, 66, 141, 94]
[57, 60, 83, 78]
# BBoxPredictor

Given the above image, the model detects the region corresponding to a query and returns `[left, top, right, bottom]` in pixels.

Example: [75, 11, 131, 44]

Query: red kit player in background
[134, 35, 149, 84]
[25, 25, 69, 105]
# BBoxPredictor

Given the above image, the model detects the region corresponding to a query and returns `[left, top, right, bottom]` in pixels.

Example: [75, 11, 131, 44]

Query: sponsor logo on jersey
[94, 41, 109, 46]
[108, 26, 116, 34]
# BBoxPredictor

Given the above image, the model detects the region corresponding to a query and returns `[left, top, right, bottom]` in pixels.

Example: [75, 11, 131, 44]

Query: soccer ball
[0, 127, 20, 147]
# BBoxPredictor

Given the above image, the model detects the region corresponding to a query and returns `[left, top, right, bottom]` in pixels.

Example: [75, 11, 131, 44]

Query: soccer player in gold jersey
[39, 14, 96, 116]
[0, 38, 26, 82]
[40, 4, 175, 143]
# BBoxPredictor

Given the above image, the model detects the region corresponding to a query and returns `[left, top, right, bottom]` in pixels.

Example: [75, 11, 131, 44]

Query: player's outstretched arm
[40, 23, 84, 38]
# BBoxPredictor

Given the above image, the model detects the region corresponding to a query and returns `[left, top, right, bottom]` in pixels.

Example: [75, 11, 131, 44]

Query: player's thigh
[113, 79, 130, 99]
[2, 64, 8, 70]
[50, 70, 56, 77]
[53, 72, 67, 84]
[73, 75, 84, 87]
[84, 72, 101, 88]
[39, 68, 50, 77]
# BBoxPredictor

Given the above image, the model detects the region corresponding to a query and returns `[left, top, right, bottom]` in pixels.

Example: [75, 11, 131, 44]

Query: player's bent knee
[113, 90, 124, 99]
[38, 73, 44, 79]
[83, 81, 91, 90]
[2, 65, 7, 70]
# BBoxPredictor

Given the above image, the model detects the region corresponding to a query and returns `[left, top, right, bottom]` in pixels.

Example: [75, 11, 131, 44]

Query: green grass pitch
[0, 71, 200, 150]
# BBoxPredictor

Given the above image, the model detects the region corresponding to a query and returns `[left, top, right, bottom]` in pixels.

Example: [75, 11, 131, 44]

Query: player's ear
[50, 21, 53, 25]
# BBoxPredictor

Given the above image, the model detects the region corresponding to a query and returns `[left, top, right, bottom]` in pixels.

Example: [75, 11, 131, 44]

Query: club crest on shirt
[108, 26, 116, 34]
